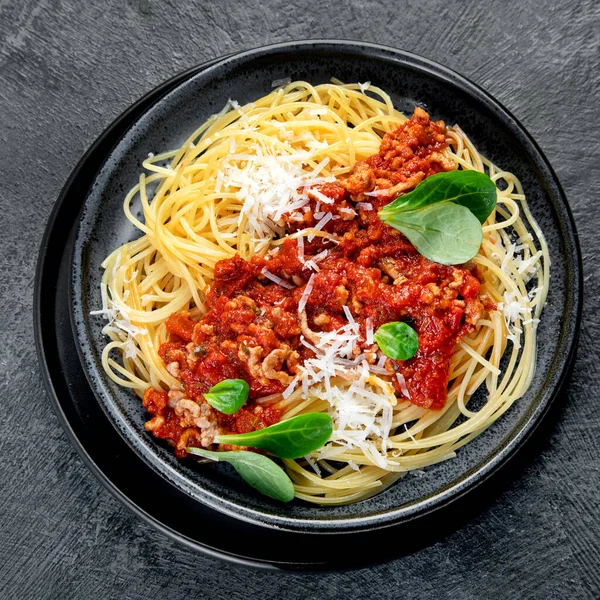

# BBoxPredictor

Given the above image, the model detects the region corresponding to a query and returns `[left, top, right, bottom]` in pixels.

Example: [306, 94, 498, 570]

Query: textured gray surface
[1, 0, 599, 598]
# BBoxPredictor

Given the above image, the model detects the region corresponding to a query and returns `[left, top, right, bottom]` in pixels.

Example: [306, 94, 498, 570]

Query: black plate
[36, 41, 582, 568]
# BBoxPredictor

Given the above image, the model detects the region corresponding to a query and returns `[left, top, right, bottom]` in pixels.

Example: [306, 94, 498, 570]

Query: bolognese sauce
[143, 108, 487, 457]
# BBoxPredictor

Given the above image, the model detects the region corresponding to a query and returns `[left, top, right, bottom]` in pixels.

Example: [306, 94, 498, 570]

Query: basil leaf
[379, 170, 497, 224]
[204, 379, 249, 414]
[187, 447, 295, 502]
[215, 413, 332, 459]
[380, 202, 483, 265]
[373, 321, 419, 360]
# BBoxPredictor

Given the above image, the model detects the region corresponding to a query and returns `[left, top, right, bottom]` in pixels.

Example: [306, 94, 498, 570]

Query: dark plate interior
[68, 42, 581, 534]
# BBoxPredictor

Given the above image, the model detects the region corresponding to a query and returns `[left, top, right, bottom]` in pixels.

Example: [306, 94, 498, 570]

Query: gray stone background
[1, 0, 599, 598]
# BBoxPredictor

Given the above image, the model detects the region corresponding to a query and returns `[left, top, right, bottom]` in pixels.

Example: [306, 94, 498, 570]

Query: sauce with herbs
[143, 108, 487, 457]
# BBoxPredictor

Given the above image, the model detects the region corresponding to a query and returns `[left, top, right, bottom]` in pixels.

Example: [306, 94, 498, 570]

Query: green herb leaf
[215, 413, 332, 459]
[379, 170, 497, 224]
[373, 321, 419, 360]
[378, 170, 496, 265]
[187, 447, 295, 502]
[380, 201, 483, 265]
[204, 379, 249, 414]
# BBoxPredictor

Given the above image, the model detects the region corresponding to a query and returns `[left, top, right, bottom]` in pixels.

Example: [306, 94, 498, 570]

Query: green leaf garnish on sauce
[383, 201, 483, 265]
[374, 321, 419, 361]
[381, 170, 497, 224]
[204, 379, 249, 414]
[378, 170, 497, 265]
[215, 413, 333, 459]
[187, 447, 295, 502]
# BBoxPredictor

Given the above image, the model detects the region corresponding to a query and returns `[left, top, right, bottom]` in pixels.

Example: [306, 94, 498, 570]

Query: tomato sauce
[143, 108, 486, 455]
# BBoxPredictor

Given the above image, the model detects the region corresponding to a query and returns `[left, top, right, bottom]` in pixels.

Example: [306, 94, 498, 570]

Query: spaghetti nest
[93, 80, 549, 505]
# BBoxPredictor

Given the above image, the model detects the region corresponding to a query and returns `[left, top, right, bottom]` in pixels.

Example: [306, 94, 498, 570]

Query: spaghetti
[92, 81, 549, 505]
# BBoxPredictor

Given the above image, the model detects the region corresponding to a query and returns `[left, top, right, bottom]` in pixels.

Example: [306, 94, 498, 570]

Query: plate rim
[54, 39, 583, 534]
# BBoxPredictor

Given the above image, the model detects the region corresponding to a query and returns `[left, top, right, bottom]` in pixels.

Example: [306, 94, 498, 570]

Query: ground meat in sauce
[142, 108, 486, 457]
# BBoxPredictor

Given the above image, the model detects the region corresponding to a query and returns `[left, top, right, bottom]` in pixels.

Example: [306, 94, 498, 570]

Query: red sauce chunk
[143, 108, 486, 456]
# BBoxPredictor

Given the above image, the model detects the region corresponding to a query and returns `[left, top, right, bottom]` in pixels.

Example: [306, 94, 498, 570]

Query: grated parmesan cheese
[310, 188, 335, 205]
[403, 423, 417, 443]
[260, 267, 295, 290]
[304, 454, 322, 476]
[364, 189, 392, 198]
[313, 250, 329, 262]
[396, 373, 411, 399]
[342, 305, 355, 325]
[492, 229, 545, 348]
[298, 273, 316, 313]
[215, 117, 336, 248]
[282, 375, 300, 399]
[123, 339, 139, 359]
[90, 276, 147, 357]
[308, 212, 333, 242]
[285, 299, 399, 468]
[339, 207, 357, 218]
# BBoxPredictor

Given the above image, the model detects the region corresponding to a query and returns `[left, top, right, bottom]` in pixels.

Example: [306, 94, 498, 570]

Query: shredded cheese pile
[494, 234, 542, 347]
[90, 255, 147, 358]
[282, 308, 399, 469]
[312, 368, 398, 470]
[214, 107, 336, 252]
[90, 283, 146, 359]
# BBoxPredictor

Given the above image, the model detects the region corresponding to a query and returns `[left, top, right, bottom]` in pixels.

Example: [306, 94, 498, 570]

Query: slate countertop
[1, 1, 598, 598]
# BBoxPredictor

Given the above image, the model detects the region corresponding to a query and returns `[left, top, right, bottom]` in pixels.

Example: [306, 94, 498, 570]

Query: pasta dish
[91, 80, 548, 504]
